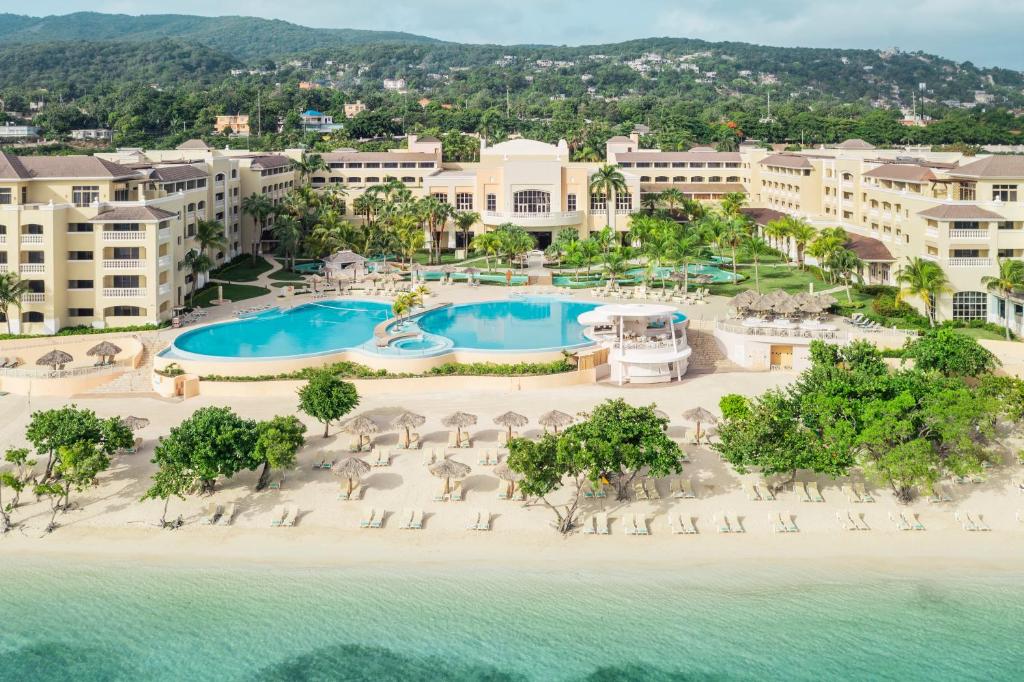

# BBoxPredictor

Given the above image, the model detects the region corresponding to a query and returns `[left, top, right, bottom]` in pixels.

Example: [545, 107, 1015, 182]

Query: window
[999, 221, 1016, 230]
[456, 193, 473, 210]
[365, 177, 380, 184]
[68, 280, 94, 289]
[22, 312, 44, 323]
[959, 184, 976, 201]
[513, 190, 550, 214]
[655, 176, 669, 183]
[72, 185, 100, 207]
[992, 184, 1018, 202]
[590, 193, 607, 210]
[68, 223, 93, 233]
[364, 162, 380, 169]
[0, 188, 11, 204]
[108, 306, 142, 317]
[23, 224, 43, 234]
[486, 194, 497, 212]
[401, 177, 416, 184]
[567, 194, 577, 211]
[68, 308, 94, 317]
[616, 192, 632, 210]
[691, 176, 705, 183]
[432, 193, 448, 204]
[68, 251, 93, 261]
[311, 176, 326, 185]
[952, 291, 987, 321]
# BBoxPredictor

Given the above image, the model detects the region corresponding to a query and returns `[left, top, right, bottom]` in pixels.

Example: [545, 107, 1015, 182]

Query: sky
[10, 0, 1024, 70]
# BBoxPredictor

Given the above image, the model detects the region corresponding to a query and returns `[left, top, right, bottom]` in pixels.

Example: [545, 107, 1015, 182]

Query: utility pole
[257, 91, 262, 137]
[506, 85, 510, 118]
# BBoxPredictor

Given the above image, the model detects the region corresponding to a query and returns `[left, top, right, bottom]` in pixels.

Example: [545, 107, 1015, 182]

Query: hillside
[0, 12, 441, 60]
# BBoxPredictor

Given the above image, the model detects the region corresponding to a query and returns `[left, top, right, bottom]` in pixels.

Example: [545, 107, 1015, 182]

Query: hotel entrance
[532, 231, 553, 249]
[770, 345, 794, 370]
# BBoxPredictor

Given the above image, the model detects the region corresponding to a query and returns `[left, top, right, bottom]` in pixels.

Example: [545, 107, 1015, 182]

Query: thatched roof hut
[538, 410, 574, 433]
[36, 349, 73, 370]
[86, 341, 122, 362]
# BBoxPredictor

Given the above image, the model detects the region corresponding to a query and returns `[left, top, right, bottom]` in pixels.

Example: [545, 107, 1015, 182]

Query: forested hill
[0, 13, 442, 59]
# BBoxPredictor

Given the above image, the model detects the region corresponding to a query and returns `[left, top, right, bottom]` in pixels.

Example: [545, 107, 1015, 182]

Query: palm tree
[579, 238, 600, 278]
[306, 210, 357, 258]
[680, 198, 705, 223]
[589, 164, 627, 229]
[0, 273, 29, 334]
[241, 193, 273, 263]
[454, 211, 480, 256]
[720, 191, 747, 218]
[290, 152, 327, 182]
[471, 231, 501, 272]
[896, 257, 953, 326]
[592, 226, 617, 255]
[420, 196, 455, 264]
[601, 247, 632, 287]
[640, 193, 659, 215]
[666, 233, 709, 295]
[787, 221, 817, 269]
[982, 258, 1024, 339]
[183, 249, 213, 307]
[272, 215, 304, 271]
[807, 228, 848, 282]
[659, 188, 685, 218]
[743, 236, 774, 293]
[762, 218, 789, 260]
[825, 247, 864, 303]
[352, 192, 383, 229]
[717, 217, 750, 283]
[194, 219, 227, 258]
[563, 240, 586, 282]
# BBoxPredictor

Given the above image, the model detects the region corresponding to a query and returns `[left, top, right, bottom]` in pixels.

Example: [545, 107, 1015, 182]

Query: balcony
[481, 210, 584, 228]
[926, 228, 939, 239]
[21, 292, 46, 303]
[103, 259, 145, 270]
[19, 263, 45, 274]
[158, 255, 172, 269]
[20, 234, 44, 244]
[0, 264, 7, 273]
[158, 283, 172, 297]
[159, 227, 171, 241]
[946, 257, 993, 268]
[103, 230, 146, 242]
[0, 234, 5, 244]
[103, 287, 147, 298]
[949, 229, 990, 240]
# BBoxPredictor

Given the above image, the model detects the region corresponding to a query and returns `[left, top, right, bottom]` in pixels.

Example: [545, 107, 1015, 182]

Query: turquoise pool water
[553, 264, 740, 288]
[292, 261, 323, 273]
[3, 558, 1022, 681]
[164, 298, 620, 359]
[420, 271, 529, 285]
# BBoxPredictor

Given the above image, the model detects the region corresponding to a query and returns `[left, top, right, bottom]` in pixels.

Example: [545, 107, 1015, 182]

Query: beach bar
[579, 304, 692, 385]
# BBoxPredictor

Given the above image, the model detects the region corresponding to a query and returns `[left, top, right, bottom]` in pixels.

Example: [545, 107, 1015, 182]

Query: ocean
[1, 557, 1021, 681]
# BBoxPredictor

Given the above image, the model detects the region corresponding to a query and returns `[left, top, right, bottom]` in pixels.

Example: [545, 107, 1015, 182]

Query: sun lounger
[370, 509, 383, 528]
[758, 482, 776, 501]
[433, 479, 449, 502]
[669, 478, 682, 498]
[199, 503, 221, 525]
[267, 475, 284, 490]
[450, 480, 464, 502]
[498, 481, 511, 500]
[797, 483, 812, 503]
[728, 513, 745, 533]
[476, 510, 491, 531]
[744, 482, 762, 501]
[682, 515, 698, 534]
[972, 513, 991, 532]
[679, 478, 696, 499]
[851, 512, 870, 531]
[398, 509, 415, 529]
[478, 448, 498, 466]
[410, 509, 423, 529]
[928, 484, 953, 503]
[280, 506, 295, 527]
[371, 449, 389, 467]
[633, 480, 649, 501]
[889, 512, 912, 531]
[360, 508, 375, 528]
[837, 511, 855, 531]
[423, 448, 437, 466]
[715, 513, 732, 534]
[512, 486, 525, 502]
[623, 514, 638, 536]
[465, 510, 480, 530]
[644, 480, 661, 500]
[634, 514, 649, 536]
[908, 513, 925, 531]
[349, 436, 363, 452]
[216, 503, 235, 526]
[853, 482, 874, 502]
[596, 512, 610, 535]
[582, 515, 597, 535]
[270, 506, 287, 527]
[806, 481, 824, 502]
[772, 513, 787, 533]
[843, 485, 861, 503]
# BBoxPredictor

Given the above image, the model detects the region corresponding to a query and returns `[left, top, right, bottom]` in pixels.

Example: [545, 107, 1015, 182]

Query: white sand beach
[2, 370, 1023, 571]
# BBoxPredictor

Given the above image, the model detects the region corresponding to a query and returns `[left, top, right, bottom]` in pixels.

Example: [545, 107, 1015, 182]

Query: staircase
[82, 335, 167, 396]
[686, 326, 744, 374]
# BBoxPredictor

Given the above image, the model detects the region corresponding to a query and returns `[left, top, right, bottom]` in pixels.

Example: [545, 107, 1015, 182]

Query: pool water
[552, 264, 740, 288]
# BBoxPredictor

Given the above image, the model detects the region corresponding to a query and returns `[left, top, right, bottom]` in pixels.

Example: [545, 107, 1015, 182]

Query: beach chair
[450, 480, 464, 502]
[398, 509, 414, 529]
[669, 478, 682, 498]
[269, 506, 286, 527]
[476, 510, 491, 531]
[582, 515, 597, 535]
[633, 480, 649, 501]
[728, 513, 745, 533]
[423, 448, 437, 466]
[843, 485, 861, 503]
[679, 478, 696, 499]
[836, 511, 855, 531]
[853, 482, 874, 503]
[970, 514, 990, 532]
[280, 506, 295, 527]
[410, 509, 423, 530]
[349, 436, 363, 452]
[216, 503, 235, 526]
[635, 514, 649, 536]
[806, 481, 824, 502]
[644, 480, 661, 500]
[782, 512, 798, 533]
[433, 479, 449, 502]
[889, 512, 912, 531]
[744, 482, 762, 502]
[348, 484, 364, 501]
[596, 512, 610, 535]
[373, 448, 391, 467]
[498, 481, 511, 500]
[360, 508, 376, 528]
[928, 484, 953, 504]
[758, 482, 776, 501]
[267, 475, 285, 491]
[465, 510, 480, 530]
[199, 503, 221, 525]
[852, 512, 870, 531]
[715, 514, 732, 533]
[682, 515, 699, 535]
[797, 482, 812, 503]
[772, 513, 788, 534]
[370, 509, 384, 529]
[512, 486, 526, 502]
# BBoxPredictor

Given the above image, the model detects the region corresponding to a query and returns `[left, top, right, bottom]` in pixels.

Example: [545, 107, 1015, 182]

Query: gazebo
[324, 250, 366, 281]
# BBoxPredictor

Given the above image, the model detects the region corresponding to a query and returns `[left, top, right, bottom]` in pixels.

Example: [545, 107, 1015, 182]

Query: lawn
[191, 283, 271, 308]
[412, 250, 464, 265]
[268, 269, 307, 282]
[209, 256, 273, 282]
[709, 264, 827, 297]
[953, 327, 1008, 341]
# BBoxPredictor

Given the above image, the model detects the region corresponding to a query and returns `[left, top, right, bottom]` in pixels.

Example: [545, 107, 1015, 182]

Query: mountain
[0, 12, 442, 60]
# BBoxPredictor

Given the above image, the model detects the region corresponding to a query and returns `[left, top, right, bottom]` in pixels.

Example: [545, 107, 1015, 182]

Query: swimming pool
[162, 297, 646, 360]
[552, 264, 741, 288]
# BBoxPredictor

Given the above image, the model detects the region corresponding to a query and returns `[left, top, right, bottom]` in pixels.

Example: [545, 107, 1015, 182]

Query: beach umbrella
[729, 290, 758, 310]
[86, 341, 122, 365]
[773, 296, 800, 316]
[653, 409, 671, 431]
[120, 415, 150, 431]
[429, 457, 471, 489]
[693, 274, 715, 284]
[748, 295, 774, 314]
[440, 264, 456, 284]
[538, 410, 574, 434]
[681, 407, 719, 441]
[36, 349, 73, 371]
[332, 456, 371, 496]
[391, 411, 426, 448]
[343, 415, 379, 450]
[462, 267, 481, 275]
[494, 462, 525, 498]
[799, 298, 828, 315]
[493, 411, 529, 442]
[442, 411, 478, 447]
[817, 293, 837, 308]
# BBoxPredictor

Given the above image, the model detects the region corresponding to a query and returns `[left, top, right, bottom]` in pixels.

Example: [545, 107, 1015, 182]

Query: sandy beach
[2, 370, 1023, 571]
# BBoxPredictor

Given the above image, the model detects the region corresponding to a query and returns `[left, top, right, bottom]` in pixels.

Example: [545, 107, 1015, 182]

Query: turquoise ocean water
[1, 558, 1022, 681]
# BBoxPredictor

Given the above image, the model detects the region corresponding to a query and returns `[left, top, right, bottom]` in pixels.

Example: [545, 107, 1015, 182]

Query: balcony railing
[21, 292, 46, 303]
[159, 227, 171, 241]
[483, 210, 584, 221]
[158, 255, 172, 269]
[946, 257, 992, 268]
[158, 283, 172, 297]
[103, 259, 145, 270]
[20, 234, 44, 244]
[926, 228, 939, 238]
[0, 264, 7, 273]
[0, 234, 6, 244]
[103, 230, 146, 242]
[949, 229, 990, 240]
[102, 287, 147, 298]
[19, 263, 45, 274]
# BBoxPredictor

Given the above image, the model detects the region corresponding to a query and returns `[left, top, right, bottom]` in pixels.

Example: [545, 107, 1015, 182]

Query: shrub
[903, 326, 999, 377]
[0, 322, 168, 341]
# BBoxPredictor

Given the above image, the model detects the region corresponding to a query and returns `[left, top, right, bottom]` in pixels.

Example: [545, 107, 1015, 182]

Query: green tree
[471, 231, 501, 272]
[252, 415, 307, 491]
[25, 405, 132, 480]
[183, 248, 213, 307]
[0, 272, 29, 335]
[3, 447, 35, 510]
[33, 482, 64, 533]
[142, 461, 197, 528]
[824, 247, 863, 302]
[903, 326, 998, 377]
[272, 215, 304, 271]
[786, 220, 817, 269]
[194, 218, 227, 260]
[290, 151, 327, 182]
[52, 440, 111, 511]
[454, 210, 481, 255]
[589, 164, 627, 229]
[742, 236, 773, 293]
[297, 369, 360, 438]
[896, 257, 953, 326]
[152, 406, 258, 494]
[720, 191, 747, 218]
[0, 471, 23, 532]
[241, 193, 274, 263]
[982, 257, 1024, 340]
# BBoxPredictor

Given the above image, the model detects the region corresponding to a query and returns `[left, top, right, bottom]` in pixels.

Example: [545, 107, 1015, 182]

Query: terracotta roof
[616, 151, 742, 163]
[639, 182, 746, 194]
[863, 165, 937, 183]
[0, 151, 30, 179]
[148, 165, 209, 182]
[741, 207, 789, 225]
[248, 155, 292, 170]
[176, 139, 212, 151]
[759, 154, 813, 169]
[947, 156, 1024, 179]
[918, 204, 1006, 221]
[606, 135, 633, 144]
[836, 138, 876, 150]
[89, 206, 178, 222]
[845, 233, 894, 261]
[322, 151, 437, 162]
[17, 156, 141, 180]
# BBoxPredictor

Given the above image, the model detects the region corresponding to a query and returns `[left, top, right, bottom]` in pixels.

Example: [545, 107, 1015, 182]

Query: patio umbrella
[309, 274, 323, 292]
[442, 411, 478, 447]
[332, 456, 370, 496]
[391, 411, 426, 448]
[343, 415, 379, 450]
[799, 298, 828, 315]
[429, 457, 471, 490]
[538, 410, 574, 434]
[773, 296, 800, 316]
[681, 407, 719, 441]
[36, 349, 73, 371]
[86, 341, 122, 366]
[748, 295, 774, 314]
[729, 290, 759, 310]
[494, 462, 525, 498]
[120, 415, 150, 431]
[440, 264, 456, 284]
[816, 293, 837, 308]
[493, 411, 528, 442]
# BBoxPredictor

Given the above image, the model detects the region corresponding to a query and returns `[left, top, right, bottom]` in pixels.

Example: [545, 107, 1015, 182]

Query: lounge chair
[433, 479, 449, 502]
[450, 480, 464, 502]
[582, 515, 597, 535]
[349, 436, 363, 452]
[398, 508, 415, 529]
[644, 480, 661, 500]
[728, 513, 745, 533]
[497, 481, 511, 500]
[744, 482, 762, 502]
[783, 512, 799, 533]
[280, 506, 295, 527]
[633, 480, 649, 501]
[843, 485, 861, 503]
[797, 482, 812, 503]
[973, 513, 991, 532]
[634, 514, 649, 536]
[715, 513, 732, 534]
[512, 486, 526, 502]
[360, 508, 376, 528]
[836, 511, 855, 531]
[476, 510, 491, 531]
[216, 503, 235, 526]
[806, 481, 824, 502]
[928, 484, 953, 504]
[478, 449, 498, 466]
[373, 449, 391, 467]
[465, 510, 480, 530]
[370, 509, 384, 528]
[758, 482, 776, 501]
[622, 514, 637, 536]
[410, 509, 423, 529]
[423, 448, 437, 466]
[199, 503, 221, 525]
[267, 475, 284, 491]
[851, 512, 870, 531]
[889, 512, 912, 531]
[669, 478, 683, 498]
[401, 432, 421, 449]
[853, 482, 874, 503]
[679, 478, 696, 499]
[595, 512, 610, 535]
[682, 515, 699, 535]
[772, 513, 788, 534]
[270, 506, 287, 527]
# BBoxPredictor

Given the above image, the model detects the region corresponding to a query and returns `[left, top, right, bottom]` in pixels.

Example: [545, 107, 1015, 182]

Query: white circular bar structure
[578, 304, 692, 385]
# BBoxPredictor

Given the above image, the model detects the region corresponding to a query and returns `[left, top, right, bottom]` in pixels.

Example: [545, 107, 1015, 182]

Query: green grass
[268, 269, 307, 282]
[709, 264, 826, 297]
[953, 327, 1007, 341]
[209, 256, 273, 282]
[412, 250, 464, 265]
[192, 283, 271, 308]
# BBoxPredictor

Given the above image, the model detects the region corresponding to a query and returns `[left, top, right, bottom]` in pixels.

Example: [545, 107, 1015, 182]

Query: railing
[949, 229, 989, 240]
[158, 283, 171, 297]
[615, 208, 637, 214]
[0, 361, 128, 380]
[0, 264, 7, 273]
[20, 234, 43, 244]
[20, 292, 45, 303]
[946, 257, 992, 268]
[159, 227, 171, 241]
[716, 319, 848, 341]
[103, 259, 145, 270]
[483, 210, 583, 221]
[19, 264, 45, 274]
[925, 228, 939, 238]
[103, 230, 146, 242]
[102, 288, 147, 298]
[158, 255, 172, 269]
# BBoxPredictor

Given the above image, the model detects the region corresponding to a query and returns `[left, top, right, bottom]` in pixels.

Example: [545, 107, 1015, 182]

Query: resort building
[214, 115, 251, 136]
[0, 123, 41, 141]
[70, 129, 113, 141]
[343, 101, 367, 118]
[299, 110, 343, 134]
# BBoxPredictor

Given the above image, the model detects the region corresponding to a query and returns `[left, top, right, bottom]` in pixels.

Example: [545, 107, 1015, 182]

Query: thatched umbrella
[748, 295, 774, 315]
[37, 349, 73, 371]
[309, 274, 323, 293]
[799, 297, 828, 316]
[86, 341, 122, 366]
[462, 266, 481, 284]
[120, 415, 149, 431]
[343, 415, 379, 451]
[429, 457, 471, 490]
[494, 462, 525, 498]
[681, 407, 719, 442]
[332, 456, 371, 496]
[442, 411, 478, 447]
[440, 264, 456, 284]
[729, 290, 759, 310]
[773, 295, 800, 317]
[538, 410, 574, 434]
[817, 293, 837, 308]
[653, 409, 671, 431]
[391, 411, 426, 448]
[407, 263, 424, 284]
[493, 411, 528, 442]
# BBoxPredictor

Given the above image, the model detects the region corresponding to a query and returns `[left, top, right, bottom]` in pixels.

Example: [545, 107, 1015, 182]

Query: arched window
[952, 291, 987, 321]
[842, 172, 853, 181]
[708, 176, 722, 183]
[640, 176, 652, 182]
[22, 311, 44, 323]
[726, 176, 740, 183]
[215, 173, 225, 183]
[311, 176, 326, 185]
[672, 176, 686, 183]
[655, 176, 669, 183]
[187, 203, 196, 212]
[691, 176, 705, 183]
[197, 201, 206, 211]
[513, 190, 550, 214]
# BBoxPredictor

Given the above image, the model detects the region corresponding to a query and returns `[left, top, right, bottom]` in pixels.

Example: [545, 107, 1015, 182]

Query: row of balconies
[921, 254, 994, 268]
